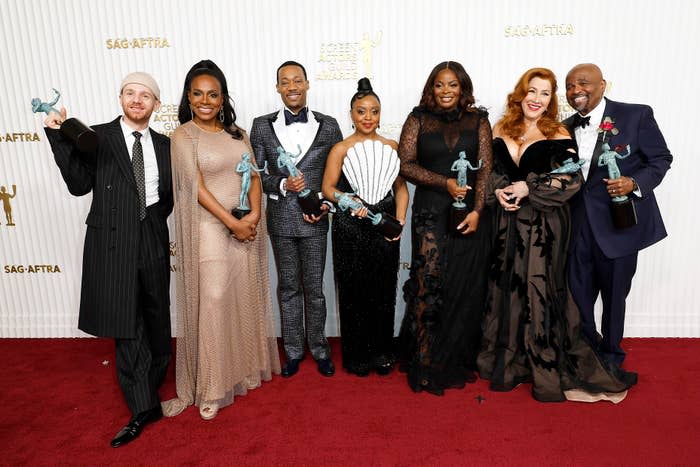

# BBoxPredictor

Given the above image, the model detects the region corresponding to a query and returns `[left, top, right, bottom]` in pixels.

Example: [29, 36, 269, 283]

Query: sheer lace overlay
[397, 107, 494, 395]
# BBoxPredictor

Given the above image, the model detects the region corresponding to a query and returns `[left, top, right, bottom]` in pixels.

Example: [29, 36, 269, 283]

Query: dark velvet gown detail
[332, 173, 400, 375]
[477, 137, 637, 402]
[397, 107, 494, 395]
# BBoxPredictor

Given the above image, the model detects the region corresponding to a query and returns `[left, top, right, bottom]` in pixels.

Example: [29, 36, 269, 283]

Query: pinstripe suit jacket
[250, 110, 342, 237]
[45, 117, 172, 338]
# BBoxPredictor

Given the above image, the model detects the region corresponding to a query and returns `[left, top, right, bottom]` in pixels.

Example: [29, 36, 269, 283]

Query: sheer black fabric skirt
[398, 190, 492, 395]
[332, 193, 400, 374]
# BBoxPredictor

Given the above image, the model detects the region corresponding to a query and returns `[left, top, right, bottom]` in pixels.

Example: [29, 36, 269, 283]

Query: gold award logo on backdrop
[152, 104, 180, 137]
[0, 132, 41, 142]
[0, 184, 17, 227]
[504, 24, 574, 37]
[106, 37, 171, 49]
[169, 241, 177, 272]
[317, 31, 382, 80]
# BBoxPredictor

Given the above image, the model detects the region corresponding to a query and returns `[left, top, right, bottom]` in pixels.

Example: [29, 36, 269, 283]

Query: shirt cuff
[322, 200, 336, 213]
[279, 178, 288, 197]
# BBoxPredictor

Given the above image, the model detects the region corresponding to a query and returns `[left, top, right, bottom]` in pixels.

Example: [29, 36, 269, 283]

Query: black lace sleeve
[473, 112, 493, 213]
[398, 113, 449, 190]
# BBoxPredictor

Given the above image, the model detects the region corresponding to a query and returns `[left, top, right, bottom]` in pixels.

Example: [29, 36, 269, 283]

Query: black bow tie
[572, 114, 591, 128]
[284, 108, 308, 125]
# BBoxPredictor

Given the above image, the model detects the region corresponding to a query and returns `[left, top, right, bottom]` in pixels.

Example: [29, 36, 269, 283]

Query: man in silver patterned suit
[251, 61, 342, 377]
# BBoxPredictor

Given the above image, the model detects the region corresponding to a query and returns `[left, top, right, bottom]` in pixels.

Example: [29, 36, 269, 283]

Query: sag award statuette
[31, 88, 98, 152]
[597, 117, 637, 229]
[276, 145, 322, 216]
[232, 153, 266, 220]
[449, 150, 482, 232]
[334, 191, 403, 238]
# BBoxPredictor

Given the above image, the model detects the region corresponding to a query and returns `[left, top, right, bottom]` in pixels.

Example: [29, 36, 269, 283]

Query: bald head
[565, 63, 606, 116]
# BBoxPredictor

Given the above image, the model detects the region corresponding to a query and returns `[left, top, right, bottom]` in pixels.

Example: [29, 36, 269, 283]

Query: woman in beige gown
[163, 60, 280, 420]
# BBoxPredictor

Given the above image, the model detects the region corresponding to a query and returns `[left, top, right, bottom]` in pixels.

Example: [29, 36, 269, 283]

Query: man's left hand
[604, 176, 635, 198]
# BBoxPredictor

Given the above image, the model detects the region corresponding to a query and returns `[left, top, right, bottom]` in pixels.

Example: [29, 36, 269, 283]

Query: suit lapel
[105, 117, 138, 190]
[587, 99, 614, 180]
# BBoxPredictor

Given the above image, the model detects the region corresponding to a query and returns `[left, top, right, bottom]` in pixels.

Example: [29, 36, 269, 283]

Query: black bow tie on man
[284, 108, 309, 125]
[573, 113, 591, 128]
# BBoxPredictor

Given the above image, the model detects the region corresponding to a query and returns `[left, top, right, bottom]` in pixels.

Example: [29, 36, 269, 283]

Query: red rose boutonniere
[597, 116, 620, 142]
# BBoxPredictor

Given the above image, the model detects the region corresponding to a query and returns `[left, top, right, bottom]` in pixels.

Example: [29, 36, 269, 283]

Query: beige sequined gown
[163, 121, 280, 416]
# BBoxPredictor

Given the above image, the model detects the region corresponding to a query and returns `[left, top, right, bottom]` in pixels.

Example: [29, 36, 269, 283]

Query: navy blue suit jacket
[564, 98, 672, 259]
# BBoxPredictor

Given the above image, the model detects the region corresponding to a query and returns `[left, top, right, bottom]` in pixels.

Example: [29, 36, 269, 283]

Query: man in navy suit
[251, 61, 342, 378]
[563, 63, 672, 368]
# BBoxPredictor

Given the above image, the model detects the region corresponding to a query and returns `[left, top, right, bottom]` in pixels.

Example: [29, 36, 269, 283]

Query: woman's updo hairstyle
[350, 77, 380, 109]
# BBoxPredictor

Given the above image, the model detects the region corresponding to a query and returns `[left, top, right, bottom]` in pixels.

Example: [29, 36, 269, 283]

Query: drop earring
[219, 108, 224, 123]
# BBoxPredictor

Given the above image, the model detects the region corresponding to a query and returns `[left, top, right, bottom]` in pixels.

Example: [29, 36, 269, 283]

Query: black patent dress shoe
[110, 405, 163, 448]
[281, 358, 302, 378]
[316, 358, 335, 377]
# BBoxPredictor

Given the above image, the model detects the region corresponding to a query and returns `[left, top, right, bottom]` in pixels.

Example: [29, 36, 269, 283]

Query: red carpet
[1, 338, 698, 465]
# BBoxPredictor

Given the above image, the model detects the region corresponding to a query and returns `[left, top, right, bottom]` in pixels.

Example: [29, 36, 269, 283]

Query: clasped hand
[496, 181, 529, 211]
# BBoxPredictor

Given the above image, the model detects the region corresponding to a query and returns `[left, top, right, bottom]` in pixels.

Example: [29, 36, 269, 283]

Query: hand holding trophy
[32, 88, 98, 152]
[276, 145, 322, 216]
[449, 150, 482, 232]
[333, 190, 403, 239]
[597, 117, 637, 229]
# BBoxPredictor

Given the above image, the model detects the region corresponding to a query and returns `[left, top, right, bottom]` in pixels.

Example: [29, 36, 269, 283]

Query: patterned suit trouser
[270, 234, 331, 361]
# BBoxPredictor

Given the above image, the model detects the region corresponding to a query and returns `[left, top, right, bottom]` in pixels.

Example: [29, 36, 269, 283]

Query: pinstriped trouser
[270, 234, 331, 361]
[114, 212, 171, 416]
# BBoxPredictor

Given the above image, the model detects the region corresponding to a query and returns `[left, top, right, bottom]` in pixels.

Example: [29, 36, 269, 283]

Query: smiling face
[521, 76, 552, 121]
[187, 74, 223, 125]
[119, 83, 160, 128]
[433, 68, 461, 111]
[276, 65, 309, 113]
[350, 94, 381, 136]
[565, 64, 606, 116]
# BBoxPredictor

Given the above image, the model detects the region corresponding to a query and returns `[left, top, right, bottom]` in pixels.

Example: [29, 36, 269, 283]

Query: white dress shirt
[573, 99, 606, 181]
[273, 107, 320, 196]
[120, 118, 160, 206]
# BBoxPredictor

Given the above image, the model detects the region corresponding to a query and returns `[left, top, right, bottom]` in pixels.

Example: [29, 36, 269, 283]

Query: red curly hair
[497, 67, 565, 140]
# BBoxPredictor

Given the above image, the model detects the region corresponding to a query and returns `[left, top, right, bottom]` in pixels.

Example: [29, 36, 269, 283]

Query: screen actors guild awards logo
[0, 184, 17, 227]
[317, 31, 382, 81]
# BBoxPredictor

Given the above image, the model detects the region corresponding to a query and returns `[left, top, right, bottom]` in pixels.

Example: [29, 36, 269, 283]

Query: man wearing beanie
[43, 72, 172, 448]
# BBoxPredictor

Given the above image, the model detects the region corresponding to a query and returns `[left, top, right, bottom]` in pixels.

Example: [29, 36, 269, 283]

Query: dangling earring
[219, 108, 225, 123]
[190, 107, 194, 120]
[377, 123, 381, 129]
[351, 123, 355, 130]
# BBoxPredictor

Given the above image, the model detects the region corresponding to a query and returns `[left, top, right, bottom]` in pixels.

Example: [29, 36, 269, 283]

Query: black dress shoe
[110, 405, 163, 448]
[316, 358, 335, 377]
[281, 358, 301, 378]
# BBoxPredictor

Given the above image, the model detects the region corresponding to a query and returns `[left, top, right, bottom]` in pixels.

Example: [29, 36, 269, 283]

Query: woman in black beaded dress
[397, 61, 493, 395]
[477, 67, 636, 403]
[322, 78, 409, 376]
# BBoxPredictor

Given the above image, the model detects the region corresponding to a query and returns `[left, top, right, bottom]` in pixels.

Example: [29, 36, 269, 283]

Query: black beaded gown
[397, 107, 493, 395]
[332, 150, 400, 376]
[477, 137, 637, 402]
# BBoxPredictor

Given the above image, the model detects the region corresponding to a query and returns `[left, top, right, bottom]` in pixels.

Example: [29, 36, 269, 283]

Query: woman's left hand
[457, 210, 480, 235]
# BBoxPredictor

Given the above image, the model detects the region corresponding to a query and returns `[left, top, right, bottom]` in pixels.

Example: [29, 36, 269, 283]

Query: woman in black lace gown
[397, 61, 493, 395]
[322, 78, 409, 376]
[477, 68, 636, 402]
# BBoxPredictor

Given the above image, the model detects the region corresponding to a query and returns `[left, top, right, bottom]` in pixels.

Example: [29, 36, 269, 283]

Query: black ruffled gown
[477, 137, 637, 402]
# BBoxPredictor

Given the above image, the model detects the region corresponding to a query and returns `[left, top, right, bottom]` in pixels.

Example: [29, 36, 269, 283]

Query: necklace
[518, 122, 539, 143]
